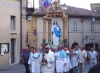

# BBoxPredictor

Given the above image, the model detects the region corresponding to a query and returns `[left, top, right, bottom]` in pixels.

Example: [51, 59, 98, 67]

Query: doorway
[85, 43, 98, 51]
[71, 42, 79, 49]
[11, 39, 16, 63]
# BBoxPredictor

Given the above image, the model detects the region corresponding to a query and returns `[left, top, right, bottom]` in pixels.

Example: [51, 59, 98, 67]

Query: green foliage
[59, 40, 64, 45]
[43, 40, 68, 47]
[46, 40, 52, 47]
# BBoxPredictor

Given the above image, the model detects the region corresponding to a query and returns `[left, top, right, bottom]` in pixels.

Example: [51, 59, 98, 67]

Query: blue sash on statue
[53, 24, 62, 37]
[59, 49, 67, 58]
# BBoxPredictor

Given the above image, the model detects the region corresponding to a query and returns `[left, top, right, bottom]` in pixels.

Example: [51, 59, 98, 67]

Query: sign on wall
[0, 43, 9, 56]
[88, 37, 95, 43]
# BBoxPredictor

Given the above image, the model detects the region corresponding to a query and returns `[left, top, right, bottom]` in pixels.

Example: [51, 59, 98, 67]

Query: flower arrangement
[59, 40, 64, 45]
[46, 40, 64, 48]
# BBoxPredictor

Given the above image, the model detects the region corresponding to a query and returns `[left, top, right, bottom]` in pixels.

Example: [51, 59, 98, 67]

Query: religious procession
[20, 21, 98, 73]
[21, 44, 99, 73]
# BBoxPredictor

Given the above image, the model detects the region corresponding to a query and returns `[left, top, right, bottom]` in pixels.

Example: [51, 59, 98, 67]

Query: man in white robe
[64, 47, 70, 73]
[55, 45, 67, 73]
[28, 48, 41, 73]
[73, 46, 79, 67]
[69, 49, 74, 73]
[41, 45, 55, 73]
[73, 46, 79, 72]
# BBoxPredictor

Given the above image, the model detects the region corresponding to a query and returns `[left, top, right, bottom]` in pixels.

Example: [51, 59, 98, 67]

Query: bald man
[41, 45, 55, 73]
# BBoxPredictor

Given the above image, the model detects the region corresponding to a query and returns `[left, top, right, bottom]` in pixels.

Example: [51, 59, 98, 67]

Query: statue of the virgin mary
[51, 21, 62, 47]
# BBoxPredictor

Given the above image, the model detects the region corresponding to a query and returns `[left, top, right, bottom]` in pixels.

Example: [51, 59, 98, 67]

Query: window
[73, 21, 78, 30]
[10, 16, 16, 30]
[27, 0, 34, 8]
[90, 22, 95, 31]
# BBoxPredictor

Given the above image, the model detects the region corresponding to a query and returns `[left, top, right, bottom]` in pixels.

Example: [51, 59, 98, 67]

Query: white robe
[55, 51, 67, 73]
[64, 50, 70, 72]
[51, 25, 59, 46]
[41, 50, 55, 73]
[28, 52, 41, 73]
[73, 50, 79, 67]
[69, 52, 74, 69]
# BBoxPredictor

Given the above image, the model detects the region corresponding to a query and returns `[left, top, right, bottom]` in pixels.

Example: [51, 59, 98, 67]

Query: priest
[55, 45, 67, 73]
[41, 45, 55, 73]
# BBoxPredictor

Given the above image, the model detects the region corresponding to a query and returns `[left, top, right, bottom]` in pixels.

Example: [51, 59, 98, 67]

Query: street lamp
[81, 19, 84, 46]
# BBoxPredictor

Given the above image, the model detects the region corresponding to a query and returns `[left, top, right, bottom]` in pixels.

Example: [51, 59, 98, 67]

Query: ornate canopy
[42, 0, 68, 47]
[43, 0, 68, 20]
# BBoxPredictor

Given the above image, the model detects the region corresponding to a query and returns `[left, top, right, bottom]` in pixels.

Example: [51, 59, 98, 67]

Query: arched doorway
[71, 42, 79, 49]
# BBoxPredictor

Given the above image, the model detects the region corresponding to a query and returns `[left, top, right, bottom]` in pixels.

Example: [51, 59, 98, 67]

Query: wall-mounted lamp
[27, 16, 32, 21]
[92, 17, 95, 22]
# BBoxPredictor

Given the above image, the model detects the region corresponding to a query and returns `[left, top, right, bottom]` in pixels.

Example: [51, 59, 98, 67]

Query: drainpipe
[81, 19, 84, 46]
[26, 0, 28, 8]
[20, 0, 22, 55]
[68, 17, 69, 47]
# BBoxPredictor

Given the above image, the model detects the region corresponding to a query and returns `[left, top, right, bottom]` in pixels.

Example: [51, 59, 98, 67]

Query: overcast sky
[34, 0, 100, 10]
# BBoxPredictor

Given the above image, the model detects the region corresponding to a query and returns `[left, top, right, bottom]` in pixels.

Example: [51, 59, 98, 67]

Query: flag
[42, 0, 52, 8]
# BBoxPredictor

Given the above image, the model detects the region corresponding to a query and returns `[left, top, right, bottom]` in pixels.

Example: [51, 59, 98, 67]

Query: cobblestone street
[0, 63, 91, 73]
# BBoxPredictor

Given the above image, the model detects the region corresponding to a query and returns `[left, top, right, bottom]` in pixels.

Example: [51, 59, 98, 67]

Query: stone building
[0, 0, 27, 66]
[91, 3, 100, 12]
[27, 1, 100, 50]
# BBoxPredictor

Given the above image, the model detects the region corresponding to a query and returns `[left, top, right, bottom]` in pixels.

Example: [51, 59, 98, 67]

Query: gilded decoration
[42, 0, 68, 46]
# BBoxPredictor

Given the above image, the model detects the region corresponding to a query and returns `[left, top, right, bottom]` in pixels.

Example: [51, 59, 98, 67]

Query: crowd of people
[20, 44, 98, 73]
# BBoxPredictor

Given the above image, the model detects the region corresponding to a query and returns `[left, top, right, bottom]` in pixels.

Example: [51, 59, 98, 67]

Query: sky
[33, 0, 100, 10]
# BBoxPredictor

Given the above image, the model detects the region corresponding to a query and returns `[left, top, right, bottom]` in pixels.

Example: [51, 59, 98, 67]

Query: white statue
[51, 21, 62, 47]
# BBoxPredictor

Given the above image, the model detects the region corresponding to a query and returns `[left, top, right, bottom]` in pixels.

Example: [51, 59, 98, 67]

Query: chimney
[58, 0, 60, 4]
[90, 3, 100, 12]
[39, 0, 44, 8]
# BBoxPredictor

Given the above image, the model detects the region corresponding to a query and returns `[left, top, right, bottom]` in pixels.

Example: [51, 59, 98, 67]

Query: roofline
[32, 14, 100, 18]
[90, 3, 100, 5]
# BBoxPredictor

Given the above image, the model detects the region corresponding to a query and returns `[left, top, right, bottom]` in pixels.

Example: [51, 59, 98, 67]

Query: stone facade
[28, 16, 100, 49]
[0, 0, 27, 66]
[28, 1, 100, 50]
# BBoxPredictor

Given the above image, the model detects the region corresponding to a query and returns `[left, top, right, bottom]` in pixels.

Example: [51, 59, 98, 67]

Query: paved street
[0, 64, 25, 73]
[0, 63, 92, 73]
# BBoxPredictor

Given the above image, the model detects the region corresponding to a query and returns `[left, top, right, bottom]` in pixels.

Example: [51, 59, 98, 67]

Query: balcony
[26, 8, 35, 16]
